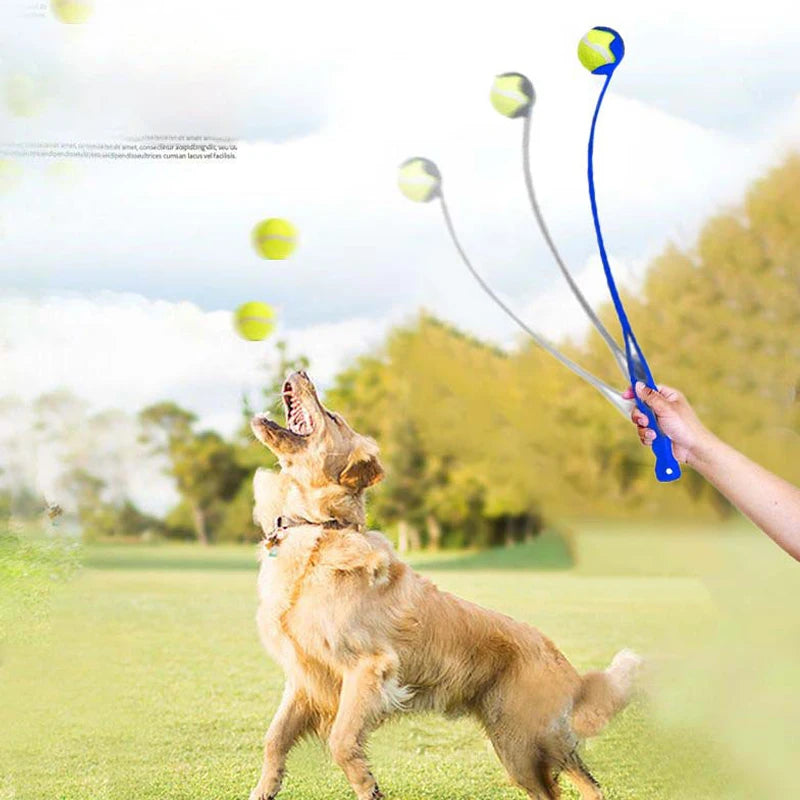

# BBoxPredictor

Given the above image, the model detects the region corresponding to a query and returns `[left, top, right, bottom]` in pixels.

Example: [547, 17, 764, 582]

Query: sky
[1, 0, 799, 450]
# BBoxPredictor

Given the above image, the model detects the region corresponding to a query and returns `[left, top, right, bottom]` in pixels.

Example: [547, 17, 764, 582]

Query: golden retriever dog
[249, 371, 640, 800]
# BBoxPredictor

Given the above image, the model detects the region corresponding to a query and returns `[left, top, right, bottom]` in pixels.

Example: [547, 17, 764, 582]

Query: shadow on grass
[409, 529, 574, 572]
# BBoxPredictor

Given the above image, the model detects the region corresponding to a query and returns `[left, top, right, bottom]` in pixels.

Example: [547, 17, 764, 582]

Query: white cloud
[517, 253, 643, 346]
[0, 290, 394, 514]
[0, 291, 393, 436]
[0, 0, 798, 429]
[1, 0, 797, 332]
[0, 0, 339, 141]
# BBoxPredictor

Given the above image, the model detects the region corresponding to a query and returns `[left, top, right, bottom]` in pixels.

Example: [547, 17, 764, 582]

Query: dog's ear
[339, 436, 385, 491]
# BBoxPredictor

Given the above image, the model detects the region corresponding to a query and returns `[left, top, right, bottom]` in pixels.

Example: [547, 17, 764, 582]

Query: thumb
[635, 381, 670, 415]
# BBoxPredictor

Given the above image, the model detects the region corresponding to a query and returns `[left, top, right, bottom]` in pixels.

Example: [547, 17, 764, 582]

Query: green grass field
[1, 520, 798, 800]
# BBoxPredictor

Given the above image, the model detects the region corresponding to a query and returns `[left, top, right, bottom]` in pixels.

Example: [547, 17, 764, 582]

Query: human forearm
[689, 433, 800, 562]
[632, 382, 800, 562]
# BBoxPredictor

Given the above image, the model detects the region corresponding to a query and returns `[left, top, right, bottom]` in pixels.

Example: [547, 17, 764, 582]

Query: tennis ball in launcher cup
[490, 73, 534, 118]
[577, 27, 625, 75]
[51, 0, 94, 24]
[234, 301, 275, 341]
[397, 157, 441, 203]
[252, 218, 297, 260]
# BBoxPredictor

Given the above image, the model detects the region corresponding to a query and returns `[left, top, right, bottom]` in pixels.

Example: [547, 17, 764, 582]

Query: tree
[326, 315, 542, 549]
[171, 431, 246, 545]
[139, 403, 246, 545]
[62, 467, 163, 541]
[325, 150, 800, 539]
[61, 468, 116, 541]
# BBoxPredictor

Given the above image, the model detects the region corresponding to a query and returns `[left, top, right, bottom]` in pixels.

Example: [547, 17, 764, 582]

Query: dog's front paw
[355, 785, 383, 800]
[249, 787, 277, 800]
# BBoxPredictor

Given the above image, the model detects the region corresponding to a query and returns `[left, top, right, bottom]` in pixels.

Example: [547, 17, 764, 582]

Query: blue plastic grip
[587, 64, 682, 485]
[636, 398, 681, 482]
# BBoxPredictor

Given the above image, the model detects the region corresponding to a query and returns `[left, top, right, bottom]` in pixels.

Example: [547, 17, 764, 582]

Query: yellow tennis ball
[397, 157, 441, 203]
[577, 27, 624, 75]
[234, 302, 275, 341]
[252, 218, 297, 260]
[51, 0, 94, 24]
[490, 73, 534, 119]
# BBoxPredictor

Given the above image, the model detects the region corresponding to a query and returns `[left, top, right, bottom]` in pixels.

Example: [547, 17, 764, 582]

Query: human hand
[625, 382, 713, 466]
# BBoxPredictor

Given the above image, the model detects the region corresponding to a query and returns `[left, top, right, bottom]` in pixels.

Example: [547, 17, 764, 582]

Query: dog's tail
[571, 649, 642, 738]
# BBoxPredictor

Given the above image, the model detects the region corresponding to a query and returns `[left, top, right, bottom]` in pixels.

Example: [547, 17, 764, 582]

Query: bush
[0, 526, 81, 646]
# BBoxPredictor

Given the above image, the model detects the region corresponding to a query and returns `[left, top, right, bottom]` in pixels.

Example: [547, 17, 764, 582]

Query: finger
[635, 381, 670, 415]
[622, 386, 635, 400]
[630, 407, 650, 427]
[638, 426, 656, 446]
[655, 384, 683, 403]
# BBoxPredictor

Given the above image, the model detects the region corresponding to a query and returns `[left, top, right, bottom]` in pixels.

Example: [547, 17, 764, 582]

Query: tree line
[2, 154, 798, 547]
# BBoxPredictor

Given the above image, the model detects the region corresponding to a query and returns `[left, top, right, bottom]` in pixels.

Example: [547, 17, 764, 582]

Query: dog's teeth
[285, 402, 313, 436]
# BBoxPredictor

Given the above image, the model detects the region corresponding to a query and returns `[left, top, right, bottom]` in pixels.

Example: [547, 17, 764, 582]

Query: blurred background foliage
[1, 154, 798, 549]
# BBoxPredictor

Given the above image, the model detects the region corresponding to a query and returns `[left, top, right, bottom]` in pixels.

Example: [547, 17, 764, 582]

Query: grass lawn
[1, 519, 798, 799]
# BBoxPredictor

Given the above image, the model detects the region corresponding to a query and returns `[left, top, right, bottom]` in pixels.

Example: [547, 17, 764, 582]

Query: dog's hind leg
[488, 732, 561, 800]
[562, 753, 604, 800]
[250, 686, 314, 800]
[329, 654, 400, 800]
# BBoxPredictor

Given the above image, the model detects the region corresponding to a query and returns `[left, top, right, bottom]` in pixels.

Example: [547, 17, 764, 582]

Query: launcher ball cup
[490, 73, 535, 119]
[397, 158, 441, 203]
[234, 302, 275, 342]
[577, 27, 625, 75]
[252, 218, 297, 260]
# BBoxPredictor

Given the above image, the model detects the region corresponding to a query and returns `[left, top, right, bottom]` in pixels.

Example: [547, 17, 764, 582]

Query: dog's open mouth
[283, 381, 314, 436]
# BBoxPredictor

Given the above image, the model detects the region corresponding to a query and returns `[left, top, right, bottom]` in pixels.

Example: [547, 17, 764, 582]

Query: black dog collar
[265, 516, 351, 556]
